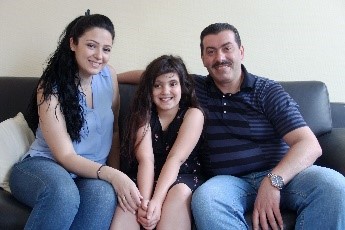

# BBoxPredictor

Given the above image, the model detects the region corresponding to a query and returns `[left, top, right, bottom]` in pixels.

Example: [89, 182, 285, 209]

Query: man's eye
[207, 50, 214, 55]
[224, 46, 232, 52]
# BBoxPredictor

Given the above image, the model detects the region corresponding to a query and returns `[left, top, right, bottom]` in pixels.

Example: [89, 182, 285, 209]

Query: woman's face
[152, 72, 181, 114]
[70, 27, 113, 78]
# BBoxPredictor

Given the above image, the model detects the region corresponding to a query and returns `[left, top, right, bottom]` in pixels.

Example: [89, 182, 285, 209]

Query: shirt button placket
[223, 95, 227, 114]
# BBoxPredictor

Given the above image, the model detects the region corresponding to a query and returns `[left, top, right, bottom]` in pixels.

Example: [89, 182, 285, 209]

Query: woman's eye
[103, 48, 111, 53]
[87, 44, 96, 49]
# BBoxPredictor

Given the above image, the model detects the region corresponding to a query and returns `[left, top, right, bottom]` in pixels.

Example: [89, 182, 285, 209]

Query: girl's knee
[168, 183, 192, 198]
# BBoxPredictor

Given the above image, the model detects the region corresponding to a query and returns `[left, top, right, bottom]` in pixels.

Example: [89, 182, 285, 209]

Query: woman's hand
[109, 169, 142, 214]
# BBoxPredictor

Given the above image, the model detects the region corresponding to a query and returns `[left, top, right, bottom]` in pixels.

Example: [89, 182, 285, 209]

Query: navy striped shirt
[193, 65, 306, 176]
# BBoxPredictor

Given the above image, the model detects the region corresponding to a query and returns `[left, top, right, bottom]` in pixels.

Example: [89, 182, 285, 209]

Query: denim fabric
[9, 156, 117, 230]
[191, 165, 345, 230]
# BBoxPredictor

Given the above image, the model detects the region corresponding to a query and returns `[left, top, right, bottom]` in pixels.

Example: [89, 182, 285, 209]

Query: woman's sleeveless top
[25, 66, 114, 165]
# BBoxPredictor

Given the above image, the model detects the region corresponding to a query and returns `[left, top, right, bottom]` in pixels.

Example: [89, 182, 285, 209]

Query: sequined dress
[123, 107, 204, 192]
[150, 107, 204, 191]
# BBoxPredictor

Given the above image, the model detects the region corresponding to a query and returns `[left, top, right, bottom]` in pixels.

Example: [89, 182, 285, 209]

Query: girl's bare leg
[110, 207, 140, 230]
[156, 183, 192, 230]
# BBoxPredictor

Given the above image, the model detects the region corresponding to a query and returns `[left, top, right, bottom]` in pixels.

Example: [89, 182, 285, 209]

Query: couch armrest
[0, 189, 30, 229]
[331, 103, 345, 128]
[316, 128, 345, 176]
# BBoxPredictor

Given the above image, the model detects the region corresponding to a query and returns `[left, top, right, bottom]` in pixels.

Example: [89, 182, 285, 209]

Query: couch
[0, 76, 345, 230]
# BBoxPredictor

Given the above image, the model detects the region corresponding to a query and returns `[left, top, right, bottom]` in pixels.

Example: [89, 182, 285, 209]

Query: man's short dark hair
[200, 23, 241, 55]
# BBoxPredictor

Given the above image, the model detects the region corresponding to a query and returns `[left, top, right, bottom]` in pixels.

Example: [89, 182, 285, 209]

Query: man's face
[201, 30, 244, 85]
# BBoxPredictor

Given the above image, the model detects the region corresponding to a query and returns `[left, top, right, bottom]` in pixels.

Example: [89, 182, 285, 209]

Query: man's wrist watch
[267, 173, 284, 190]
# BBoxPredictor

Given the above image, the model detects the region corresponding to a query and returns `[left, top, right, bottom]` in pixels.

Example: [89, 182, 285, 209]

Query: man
[117, 23, 345, 229]
[190, 23, 345, 230]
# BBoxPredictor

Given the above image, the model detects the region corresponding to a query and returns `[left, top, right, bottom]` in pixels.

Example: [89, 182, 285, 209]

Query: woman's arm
[38, 65, 142, 213]
[107, 65, 121, 169]
[37, 88, 102, 178]
[106, 65, 143, 212]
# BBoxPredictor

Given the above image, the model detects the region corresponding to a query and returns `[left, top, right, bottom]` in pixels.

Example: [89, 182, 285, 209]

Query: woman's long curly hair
[122, 55, 203, 161]
[26, 14, 115, 142]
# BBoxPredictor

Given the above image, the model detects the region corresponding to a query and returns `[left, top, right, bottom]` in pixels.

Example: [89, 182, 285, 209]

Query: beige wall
[1, 0, 344, 102]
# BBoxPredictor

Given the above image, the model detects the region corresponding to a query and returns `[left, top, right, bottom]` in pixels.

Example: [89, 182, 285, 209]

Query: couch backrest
[0, 77, 39, 122]
[279, 81, 332, 136]
[118, 84, 138, 135]
[0, 77, 333, 138]
[118, 81, 333, 137]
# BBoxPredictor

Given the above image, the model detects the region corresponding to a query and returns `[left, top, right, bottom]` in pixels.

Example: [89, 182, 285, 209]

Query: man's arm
[271, 126, 321, 183]
[117, 70, 143, 84]
[252, 126, 321, 230]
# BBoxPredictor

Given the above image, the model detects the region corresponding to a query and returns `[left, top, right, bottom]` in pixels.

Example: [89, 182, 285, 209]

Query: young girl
[111, 55, 205, 230]
[9, 12, 141, 229]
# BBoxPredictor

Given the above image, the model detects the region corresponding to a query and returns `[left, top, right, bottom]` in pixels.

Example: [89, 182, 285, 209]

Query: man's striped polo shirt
[193, 65, 307, 176]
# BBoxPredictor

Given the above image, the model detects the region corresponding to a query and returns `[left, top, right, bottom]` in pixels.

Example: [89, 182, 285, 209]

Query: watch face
[268, 173, 284, 189]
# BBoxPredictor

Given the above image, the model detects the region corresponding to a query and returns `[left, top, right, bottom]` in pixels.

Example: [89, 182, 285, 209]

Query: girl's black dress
[122, 107, 204, 192]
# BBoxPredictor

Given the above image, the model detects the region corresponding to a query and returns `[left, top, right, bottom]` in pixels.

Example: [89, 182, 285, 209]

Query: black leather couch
[1, 76, 345, 229]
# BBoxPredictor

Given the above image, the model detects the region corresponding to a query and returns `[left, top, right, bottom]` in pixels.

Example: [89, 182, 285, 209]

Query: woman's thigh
[9, 156, 78, 208]
[71, 178, 116, 230]
[9, 156, 81, 229]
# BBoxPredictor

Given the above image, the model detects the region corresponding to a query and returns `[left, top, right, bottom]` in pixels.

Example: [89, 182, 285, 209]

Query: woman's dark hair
[26, 13, 115, 142]
[122, 54, 202, 161]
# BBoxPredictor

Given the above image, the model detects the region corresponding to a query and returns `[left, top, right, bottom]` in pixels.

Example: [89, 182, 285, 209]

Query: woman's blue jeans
[9, 156, 117, 230]
[191, 165, 345, 230]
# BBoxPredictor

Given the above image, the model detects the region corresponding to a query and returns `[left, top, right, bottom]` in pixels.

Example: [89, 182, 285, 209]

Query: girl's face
[152, 72, 181, 113]
[70, 27, 113, 79]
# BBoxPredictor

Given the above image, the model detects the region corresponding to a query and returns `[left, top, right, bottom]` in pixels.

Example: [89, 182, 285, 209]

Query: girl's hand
[137, 204, 148, 227]
[137, 199, 151, 228]
[144, 199, 162, 230]
[141, 199, 150, 211]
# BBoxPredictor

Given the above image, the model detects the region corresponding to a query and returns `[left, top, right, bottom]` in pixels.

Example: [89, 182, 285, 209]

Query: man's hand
[252, 178, 283, 230]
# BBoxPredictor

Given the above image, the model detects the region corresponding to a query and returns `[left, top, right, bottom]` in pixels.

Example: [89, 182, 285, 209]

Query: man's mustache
[212, 61, 231, 68]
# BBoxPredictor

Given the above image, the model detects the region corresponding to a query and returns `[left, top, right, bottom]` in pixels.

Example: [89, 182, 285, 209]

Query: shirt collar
[241, 64, 256, 90]
[205, 64, 256, 92]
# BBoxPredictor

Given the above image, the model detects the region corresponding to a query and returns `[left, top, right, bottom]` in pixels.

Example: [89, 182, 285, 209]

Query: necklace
[78, 76, 93, 94]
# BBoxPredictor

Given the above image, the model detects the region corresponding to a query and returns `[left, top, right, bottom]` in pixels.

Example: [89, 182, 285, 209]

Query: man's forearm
[117, 70, 143, 84]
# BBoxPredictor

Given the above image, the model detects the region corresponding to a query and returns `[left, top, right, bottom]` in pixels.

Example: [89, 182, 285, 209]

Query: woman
[111, 55, 205, 230]
[9, 12, 142, 229]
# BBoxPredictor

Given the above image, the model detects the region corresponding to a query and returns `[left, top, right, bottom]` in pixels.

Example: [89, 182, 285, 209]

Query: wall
[1, 0, 344, 102]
